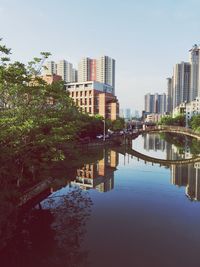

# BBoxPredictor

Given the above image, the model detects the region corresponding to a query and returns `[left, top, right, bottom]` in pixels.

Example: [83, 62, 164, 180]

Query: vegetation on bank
[160, 132, 200, 156]
[190, 114, 200, 132]
[0, 39, 124, 185]
[158, 114, 185, 127]
[158, 113, 200, 133]
[0, 40, 124, 151]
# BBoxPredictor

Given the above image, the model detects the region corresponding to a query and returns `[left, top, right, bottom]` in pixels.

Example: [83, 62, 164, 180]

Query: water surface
[1, 133, 200, 267]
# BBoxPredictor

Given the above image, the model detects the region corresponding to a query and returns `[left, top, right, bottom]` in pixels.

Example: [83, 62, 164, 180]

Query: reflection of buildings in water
[169, 145, 187, 160]
[144, 133, 200, 201]
[71, 150, 118, 192]
[166, 142, 192, 161]
[186, 163, 200, 201]
[171, 162, 200, 201]
[171, 165, 188, 186]
[185, 145, 192, 159]
[144, 133, 166, 152]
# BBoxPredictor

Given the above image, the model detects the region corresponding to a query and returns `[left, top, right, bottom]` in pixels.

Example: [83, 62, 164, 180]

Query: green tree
[159, 114, 185, 127]
[0, 39, 88, 183]
[190, 114, 200, 131]
[111, 118, 125, 131]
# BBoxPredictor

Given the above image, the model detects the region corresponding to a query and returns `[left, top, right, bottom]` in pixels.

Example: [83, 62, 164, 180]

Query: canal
[1, 132, 200, 267]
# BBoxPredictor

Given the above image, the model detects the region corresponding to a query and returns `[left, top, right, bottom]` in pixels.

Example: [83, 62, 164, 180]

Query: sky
[0, 0, 200, 113]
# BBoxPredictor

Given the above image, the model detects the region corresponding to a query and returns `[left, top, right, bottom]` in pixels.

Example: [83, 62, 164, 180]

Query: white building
[96, 56, 115, 95]
[44, 61, 56, 75]
[44, 60, 77, 82]
[145, 113, 162, 123]
[186, 96, 200, 120]
[172, 102, 186, 118]
[78, 57, 92, 82]
[56, 60, 77, 83]
[189, 44, 200, 101]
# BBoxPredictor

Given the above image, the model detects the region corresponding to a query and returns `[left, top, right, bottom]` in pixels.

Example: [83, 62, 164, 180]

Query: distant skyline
[0, 0, 200, 111]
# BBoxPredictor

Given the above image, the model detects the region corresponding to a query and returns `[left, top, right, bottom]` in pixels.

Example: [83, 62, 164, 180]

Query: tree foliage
[190, 114, 200, 132]
[159, 114, 185, 127]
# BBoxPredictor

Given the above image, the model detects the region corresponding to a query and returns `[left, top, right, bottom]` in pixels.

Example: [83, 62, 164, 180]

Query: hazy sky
[0, 0, 200, 112]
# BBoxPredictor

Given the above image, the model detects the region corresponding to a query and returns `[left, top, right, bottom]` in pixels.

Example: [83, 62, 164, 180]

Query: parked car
[96, 134, 103, 139]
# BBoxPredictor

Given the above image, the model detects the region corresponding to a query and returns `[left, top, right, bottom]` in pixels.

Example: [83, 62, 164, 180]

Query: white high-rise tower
[44, 61, 56, 75]
[96, 56, 115, 95]
[189, 44, 200, 101]
[56, 60, 77, 82]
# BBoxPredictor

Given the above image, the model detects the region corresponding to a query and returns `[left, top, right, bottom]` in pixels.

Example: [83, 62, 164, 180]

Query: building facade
[56, 60, 77, 82]
[166, 77, 173, 113]
[44, 61, 56, 75]
[144, 93, 166, 114]
[172, 62, 190, 109]
[185, 96, 200, 120]
[66, 81, 119, 120]
[44, 60, 77, 83]
[189, 44, 200, 101]
[78, 56, 115, 95]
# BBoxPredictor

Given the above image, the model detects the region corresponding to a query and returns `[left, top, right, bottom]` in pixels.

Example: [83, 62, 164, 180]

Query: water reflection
[2, 134, 200, 267]
[0, 187, 92, 267]
[142, 133, 200, 201]
[171, 163, 200, 201]
[71, 150, 118, 192]
[0, 149, 119, 267]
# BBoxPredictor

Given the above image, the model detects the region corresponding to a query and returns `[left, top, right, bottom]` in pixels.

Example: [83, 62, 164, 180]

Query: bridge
[116, 146, 200, 166]
[119, 125, 200, 166]
[138, 125, 200, 140]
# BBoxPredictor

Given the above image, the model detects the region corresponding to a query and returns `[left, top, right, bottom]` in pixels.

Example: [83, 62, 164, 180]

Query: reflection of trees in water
[160, 133, 200, 155]
[0, 187, 92, 267]
[0, 145, 102, 262]
[45, 186, 93, 267]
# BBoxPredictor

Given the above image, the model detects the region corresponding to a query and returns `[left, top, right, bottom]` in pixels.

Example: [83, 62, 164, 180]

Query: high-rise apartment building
[189, 44, 200, 101]
[172, 62, 190, 109]
[78, 56, 115, 95]
[44, 61, 56, 75]
[96, 56, 115, 94]
[56, 60, 77, 82]
[144, 93, 154, 113]
[78, 57, 92, 82]
[44, 60, 77, 83]
[166, 77, 173, 113]
[144, 93, 166, 114]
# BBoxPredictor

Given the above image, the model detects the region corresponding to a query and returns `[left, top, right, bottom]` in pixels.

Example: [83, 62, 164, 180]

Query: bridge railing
[143, 125, 200, 138]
